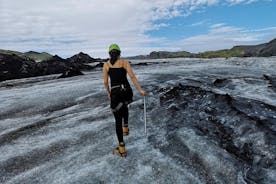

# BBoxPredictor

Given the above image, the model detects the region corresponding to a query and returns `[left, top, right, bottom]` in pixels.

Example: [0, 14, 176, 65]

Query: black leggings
[113, 104, 129, 143]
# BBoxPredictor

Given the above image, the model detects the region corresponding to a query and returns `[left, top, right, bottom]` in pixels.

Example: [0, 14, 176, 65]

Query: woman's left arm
[124, 60, 147, 96]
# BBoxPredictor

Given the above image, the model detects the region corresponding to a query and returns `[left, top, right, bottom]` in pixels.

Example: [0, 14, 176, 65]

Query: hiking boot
[113, 143, 127, 157]
[123, 127, 129, 136]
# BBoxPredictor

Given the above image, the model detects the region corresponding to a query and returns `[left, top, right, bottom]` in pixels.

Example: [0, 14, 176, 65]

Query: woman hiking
[103, 44, 147, 157]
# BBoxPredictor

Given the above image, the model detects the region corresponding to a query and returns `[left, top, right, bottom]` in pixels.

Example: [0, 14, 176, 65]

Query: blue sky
[0, 0, 275, 58]
[149, 1, 276, 39]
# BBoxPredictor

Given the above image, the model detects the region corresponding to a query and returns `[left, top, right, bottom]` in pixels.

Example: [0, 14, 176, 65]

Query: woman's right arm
[103, 63, 111, 99]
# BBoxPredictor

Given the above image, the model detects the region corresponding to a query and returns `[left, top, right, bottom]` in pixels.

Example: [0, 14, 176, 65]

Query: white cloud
[210, 23, 226, 28]
[226, 0, 258, 5]
[0, 0, 227, 57]
[0, 0, 272, 57]
[188, 19, 212, 27]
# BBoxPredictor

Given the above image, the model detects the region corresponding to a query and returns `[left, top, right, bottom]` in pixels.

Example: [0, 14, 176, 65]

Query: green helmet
[109, 44, 120, 52]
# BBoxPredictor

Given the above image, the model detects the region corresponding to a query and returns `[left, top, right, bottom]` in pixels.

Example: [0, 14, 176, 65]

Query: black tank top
[108, 67, 130, 87]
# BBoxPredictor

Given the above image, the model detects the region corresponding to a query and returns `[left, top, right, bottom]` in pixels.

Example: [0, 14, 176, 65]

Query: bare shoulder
[103, 61, 109, 70]
[121, 59, 130, 67]
[103, 62, 107, 68]
[119, 59, 128, 63]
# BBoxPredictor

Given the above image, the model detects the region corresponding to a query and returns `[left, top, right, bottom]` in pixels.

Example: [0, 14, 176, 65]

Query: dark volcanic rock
[263, 74, 276, 91]
[0, 53, 97, 81]
[67, 52, 104, 70]
[149, 83, 275, 183]
[58, 68, 84, 78]
[0, 54, 38, 81]
[95, 62, 104, 67]
[37, 55, 94, 75]
[68, 52, 97, 63]
[36, 55, 71, 75]
[212, 78, 229, 87]
[135, 62, 148, 66]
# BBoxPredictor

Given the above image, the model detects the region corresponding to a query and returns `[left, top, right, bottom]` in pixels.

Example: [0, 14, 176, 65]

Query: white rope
[144, 96, 147, 134]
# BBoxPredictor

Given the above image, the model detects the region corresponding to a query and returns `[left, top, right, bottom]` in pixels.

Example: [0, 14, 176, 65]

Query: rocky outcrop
[151, 83, 275, 183]
[68, 52, 97, 63]
[36, 55, 95, 75]
[0, 54, 38, 81]
[68, 52, 107, 63]
[0, 54, 96, 81]
[67, 52, 107, 70]
[58, 68, 84, 79]
[263, 74, 276, 92]
[36, 55, 72, 75]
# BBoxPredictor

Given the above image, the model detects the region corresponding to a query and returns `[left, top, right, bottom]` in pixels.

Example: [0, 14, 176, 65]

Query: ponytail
[109, 50, 121, 65]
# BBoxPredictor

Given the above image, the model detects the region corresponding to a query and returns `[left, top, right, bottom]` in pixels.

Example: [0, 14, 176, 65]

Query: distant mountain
[0, 49, 52, 62]
[126, 38, 276, 59]
[259, 38, 276, 56]
[126, 51, 193, 59]
[196, 48, 245, 58]
[149, 51, 193, 59]
[232, 38, 276, 57]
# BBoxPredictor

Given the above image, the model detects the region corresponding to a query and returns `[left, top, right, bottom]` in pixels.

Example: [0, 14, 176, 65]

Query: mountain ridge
[1, 38, 275, 61]
[0, 49, 53, 62]
[126, 38, 276, 59]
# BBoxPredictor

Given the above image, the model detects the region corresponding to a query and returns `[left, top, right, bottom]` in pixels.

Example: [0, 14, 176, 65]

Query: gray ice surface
[0, 57, 275, 184]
